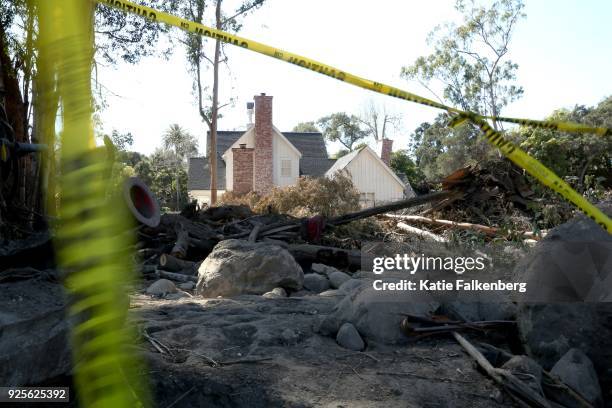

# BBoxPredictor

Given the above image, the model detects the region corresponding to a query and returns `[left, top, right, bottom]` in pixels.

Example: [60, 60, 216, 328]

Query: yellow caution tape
[96, 0, 611, 137]
[36, 1, 149, 407]
[96, 0, 612, 233]
[451, 113, 612, 233]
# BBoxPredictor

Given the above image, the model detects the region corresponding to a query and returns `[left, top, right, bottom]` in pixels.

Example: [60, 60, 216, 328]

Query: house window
[281, 159, 291, 177]
[359, 192, 375, 208]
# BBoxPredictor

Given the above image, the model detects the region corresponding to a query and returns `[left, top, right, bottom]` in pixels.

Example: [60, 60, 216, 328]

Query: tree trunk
[0, 23, 29, 207]
[209, 0, 223, 206]
[175, 170, 180, 210]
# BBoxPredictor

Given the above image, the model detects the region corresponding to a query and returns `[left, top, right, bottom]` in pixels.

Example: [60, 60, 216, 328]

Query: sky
[96, 0, 612, 156]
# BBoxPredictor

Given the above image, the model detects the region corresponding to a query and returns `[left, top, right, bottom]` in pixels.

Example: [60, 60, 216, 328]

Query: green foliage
[409, 114, 494, 179]
[515, 96, 612, 191]
[94, 0, 181, 64]
[402, 0, 526, 178]
[292, 121, 320, 132]
[389, 149, 426, 187]
[317, 112, 368, 151]
[162, 123, 198, 165]
[132, 148, 190, 211]
[109, 124, 196, 212]
[402, 0, 525, 119]
[108, 129, 134, 151]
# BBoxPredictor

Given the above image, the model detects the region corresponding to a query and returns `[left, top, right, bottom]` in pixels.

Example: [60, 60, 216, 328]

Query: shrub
[218, 171, 360, 217]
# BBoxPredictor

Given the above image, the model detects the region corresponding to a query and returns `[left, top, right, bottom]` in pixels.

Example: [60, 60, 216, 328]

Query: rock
[196, 239, 303, 297]
[310, 263, 339, 276]
[165, 290, 192, 300]
[178, 281, 195, 291]
[146, 279, 177, 296]
[0, 278, 72, 386]
[302, 273, 330, 293]
[281, 328, 299, 345]
[263, 287, 287, 299]
[501, 356, 543, 395]
[550, 348, 603, 408]
[319, 289, 342, 297]
[440, 301, 516, 322]
[318, 282, 439, 344]
[328, 271, 351, 289]
[338, 279, 363, 294]
[289, 290, 313, 297]
[516, 203, 612, 373]
[336, 323, 365, 351]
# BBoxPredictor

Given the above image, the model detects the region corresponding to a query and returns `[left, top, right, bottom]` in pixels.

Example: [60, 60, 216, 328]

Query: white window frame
[280, 158, 292, 177]
[359, 192, 375, 208]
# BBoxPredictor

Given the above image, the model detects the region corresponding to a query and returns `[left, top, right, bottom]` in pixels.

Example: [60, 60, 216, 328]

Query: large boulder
[318, 280, 439, 344]
[515, 203, 612, 381]
[0, 272, 72, 386]
[550, 348, 603, 408]
[196, 239, 303, 297]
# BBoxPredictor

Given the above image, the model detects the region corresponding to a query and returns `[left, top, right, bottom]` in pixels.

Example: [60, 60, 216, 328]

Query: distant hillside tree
[162, 124, 198, 210]
[317, 112, 367, 151]
[292, 121, 319, 132]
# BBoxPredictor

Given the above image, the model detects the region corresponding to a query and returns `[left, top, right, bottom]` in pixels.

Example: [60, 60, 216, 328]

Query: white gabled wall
[345, 148, 405, 204]
[272, 129, 300, 187]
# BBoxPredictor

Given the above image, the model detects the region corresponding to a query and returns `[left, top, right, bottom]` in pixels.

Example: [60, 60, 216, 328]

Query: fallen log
[248, 223, 262, 242]
[396, 222, 447, 243]
[171, 222, 189, 258]
[157, 270, 197, 283]
[385, 214, 544, 240]
[288, 244, 362, 270]
[328, 191, 455, 226]
[159, 254, 196, 273]
[228, 191, 454, 240]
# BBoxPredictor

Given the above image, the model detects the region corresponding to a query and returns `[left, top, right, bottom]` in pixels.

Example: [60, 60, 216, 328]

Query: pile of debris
[2, 174, 610, 407]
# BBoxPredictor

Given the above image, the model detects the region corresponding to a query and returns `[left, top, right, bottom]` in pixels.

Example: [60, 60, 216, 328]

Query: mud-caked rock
[318, 281, 439, 344]
[303, 273, 330, 293]
[550, 348, 603, 408]
[146, 279, 177, 296]
[501, 355, 543, 395]
[336, 322, 364, 351]
[329, 271, 351, 289]
[263, 287, 287, 298]
[196, 239, 303, 297]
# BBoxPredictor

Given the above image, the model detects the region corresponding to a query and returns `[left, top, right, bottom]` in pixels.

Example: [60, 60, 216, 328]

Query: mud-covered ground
[131, 293, 516, 408]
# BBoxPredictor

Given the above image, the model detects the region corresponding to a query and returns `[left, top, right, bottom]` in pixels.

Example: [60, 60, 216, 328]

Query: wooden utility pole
[209, 0, 222, 206]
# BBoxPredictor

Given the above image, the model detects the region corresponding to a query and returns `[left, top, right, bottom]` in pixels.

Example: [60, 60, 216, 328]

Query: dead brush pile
[220, 171, 360, 218]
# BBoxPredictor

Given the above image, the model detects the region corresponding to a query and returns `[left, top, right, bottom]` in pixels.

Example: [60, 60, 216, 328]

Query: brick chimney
[253, 93, 274, 194]
[232, 144, 254, 194]
[380, 138, 393, 166]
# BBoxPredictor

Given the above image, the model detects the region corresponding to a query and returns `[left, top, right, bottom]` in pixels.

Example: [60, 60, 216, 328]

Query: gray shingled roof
[283, 132, 328, 158]
[300, 157, 336, 177]
[206, 130, 329, 160]
[206, 131, 243, 157]
[187, 154, 226, 190]
[324, 148, 361, 176]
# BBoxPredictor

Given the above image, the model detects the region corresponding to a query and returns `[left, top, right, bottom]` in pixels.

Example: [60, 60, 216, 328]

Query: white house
[187, 93, 414, 207]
